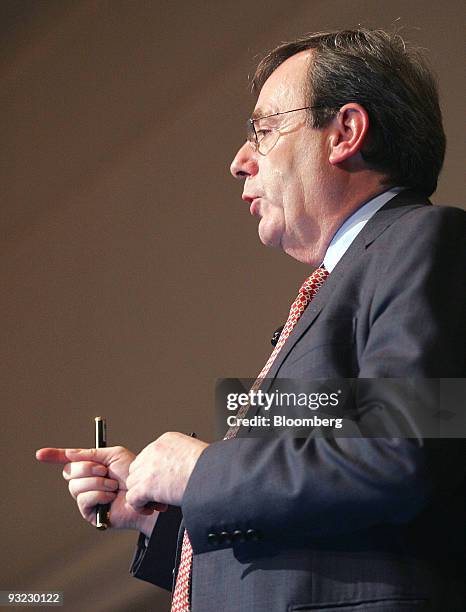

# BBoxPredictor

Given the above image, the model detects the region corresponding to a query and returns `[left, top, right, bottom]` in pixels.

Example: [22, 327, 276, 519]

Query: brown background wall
[1, 1, 464, 610]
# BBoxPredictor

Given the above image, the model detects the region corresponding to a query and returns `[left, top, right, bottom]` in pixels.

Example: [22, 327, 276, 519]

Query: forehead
[254, 50, 313, 115]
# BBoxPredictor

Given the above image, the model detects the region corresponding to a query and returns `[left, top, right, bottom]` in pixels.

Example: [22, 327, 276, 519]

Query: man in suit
[37, 29, 465, 611]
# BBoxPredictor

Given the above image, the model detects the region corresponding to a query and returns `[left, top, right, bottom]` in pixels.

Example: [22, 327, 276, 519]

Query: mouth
[250, 198, 261, 216]
[242, 194, 261, 217]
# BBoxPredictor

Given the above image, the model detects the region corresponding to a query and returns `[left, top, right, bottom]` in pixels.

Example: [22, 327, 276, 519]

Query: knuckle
[104, 478, 117, 490]
[94, 476, 106, 490]
[92, 464, 107, 476]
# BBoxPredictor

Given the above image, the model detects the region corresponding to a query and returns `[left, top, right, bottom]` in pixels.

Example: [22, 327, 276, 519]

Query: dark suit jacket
[131, 190, 466, 611]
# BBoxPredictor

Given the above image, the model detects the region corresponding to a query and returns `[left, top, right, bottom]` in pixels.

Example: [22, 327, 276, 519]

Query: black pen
[95, 416, 110, 530]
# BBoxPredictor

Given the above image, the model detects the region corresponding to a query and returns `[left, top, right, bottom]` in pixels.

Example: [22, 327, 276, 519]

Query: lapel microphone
[271, 325, 285, 346]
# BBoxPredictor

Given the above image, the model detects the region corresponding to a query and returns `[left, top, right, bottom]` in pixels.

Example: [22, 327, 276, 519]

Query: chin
[258, 220, 281, 248]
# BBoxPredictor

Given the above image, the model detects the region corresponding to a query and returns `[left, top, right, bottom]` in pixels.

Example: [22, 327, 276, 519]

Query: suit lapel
[262, 190, 430, 385]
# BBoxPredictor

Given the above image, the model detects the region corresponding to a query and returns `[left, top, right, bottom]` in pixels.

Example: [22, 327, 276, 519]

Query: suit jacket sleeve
[181, 202, 466, 558]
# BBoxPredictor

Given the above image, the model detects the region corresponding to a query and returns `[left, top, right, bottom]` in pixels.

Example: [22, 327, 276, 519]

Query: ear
[328, 103, 369, 165]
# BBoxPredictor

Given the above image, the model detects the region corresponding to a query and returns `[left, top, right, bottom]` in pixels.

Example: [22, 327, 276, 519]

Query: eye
[256, 128, 272, 141]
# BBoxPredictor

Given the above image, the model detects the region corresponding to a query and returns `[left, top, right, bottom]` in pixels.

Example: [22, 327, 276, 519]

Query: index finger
[36, 448, 72, 463]
[36, 448, 96, 464]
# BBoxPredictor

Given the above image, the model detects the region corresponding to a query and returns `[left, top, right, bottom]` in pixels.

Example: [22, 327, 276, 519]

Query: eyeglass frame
[246, 105, 329, 155]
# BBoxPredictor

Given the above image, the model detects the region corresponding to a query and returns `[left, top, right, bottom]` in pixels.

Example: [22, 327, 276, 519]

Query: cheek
[269, 163, 297, 202]
[281, 176, 307, 222]
[261, 144, 307, 210]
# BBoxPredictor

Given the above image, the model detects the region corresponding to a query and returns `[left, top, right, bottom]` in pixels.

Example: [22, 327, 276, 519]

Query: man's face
[230, 51, 335, 266]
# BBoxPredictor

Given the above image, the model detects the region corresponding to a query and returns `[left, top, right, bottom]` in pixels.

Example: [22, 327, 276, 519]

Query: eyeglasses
[246, 105, 325, 155]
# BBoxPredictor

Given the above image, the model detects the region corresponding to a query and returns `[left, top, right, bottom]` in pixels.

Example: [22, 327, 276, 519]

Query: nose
[230, 141, 258, 179]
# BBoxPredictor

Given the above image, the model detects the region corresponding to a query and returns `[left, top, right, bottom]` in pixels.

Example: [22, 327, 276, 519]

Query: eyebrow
[251, 106, 275, 120]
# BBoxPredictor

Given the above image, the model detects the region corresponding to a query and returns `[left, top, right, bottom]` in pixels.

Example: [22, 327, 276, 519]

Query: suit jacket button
[245, 528, 261, 541]
[220, 531, 232, 544]
[232, 529, 245, 543]
[207, 532, 219, 546]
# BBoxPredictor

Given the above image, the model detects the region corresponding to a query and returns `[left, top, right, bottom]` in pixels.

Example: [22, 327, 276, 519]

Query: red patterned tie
[170, 267, 329, 612]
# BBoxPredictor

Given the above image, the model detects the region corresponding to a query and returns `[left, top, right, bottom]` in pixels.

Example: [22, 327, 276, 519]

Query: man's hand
[126, 432, 208, 512]
[36, 446, 158, 537]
